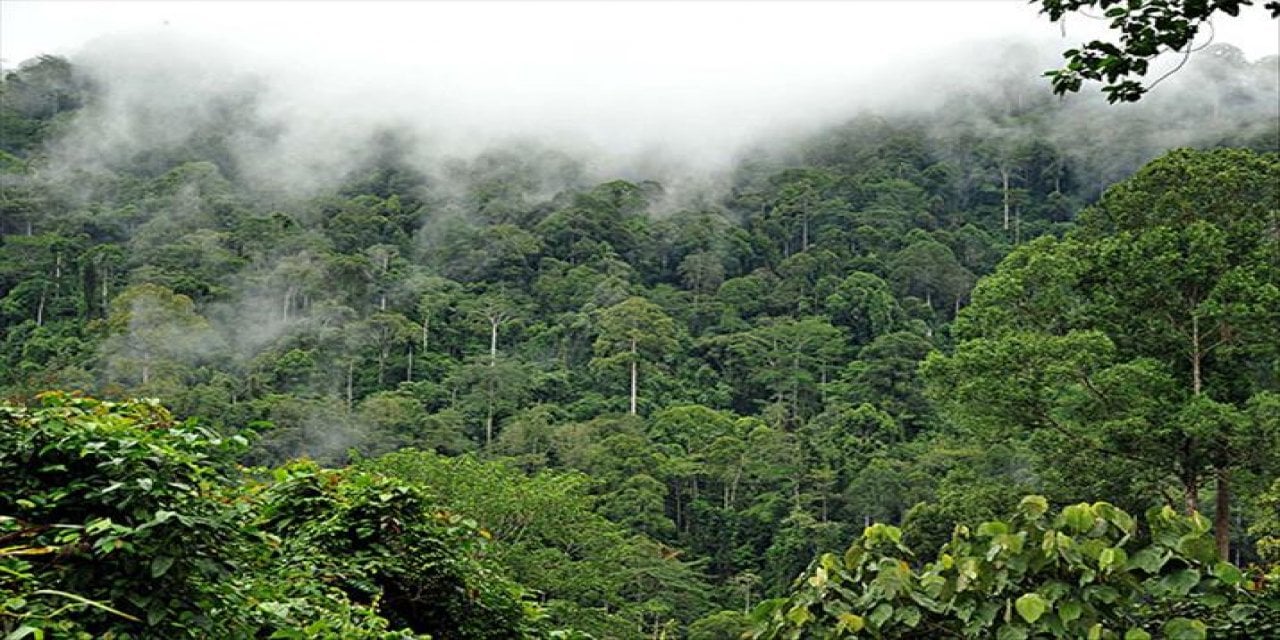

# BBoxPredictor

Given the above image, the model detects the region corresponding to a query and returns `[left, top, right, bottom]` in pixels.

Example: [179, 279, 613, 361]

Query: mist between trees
[1, 34, 1278, 638]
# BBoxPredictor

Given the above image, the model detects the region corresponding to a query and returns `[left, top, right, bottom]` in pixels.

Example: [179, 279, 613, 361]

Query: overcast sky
[3, 1, 1276, 174]
[6, 0, 1276, 68]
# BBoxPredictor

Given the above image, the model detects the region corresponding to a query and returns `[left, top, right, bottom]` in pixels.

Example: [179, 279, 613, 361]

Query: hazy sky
[4, 1, 1276, 174]
[5, 0, 1276, 68]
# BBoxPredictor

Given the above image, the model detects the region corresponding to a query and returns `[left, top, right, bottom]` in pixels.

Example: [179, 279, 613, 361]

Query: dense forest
[2, 36, 1278, 639]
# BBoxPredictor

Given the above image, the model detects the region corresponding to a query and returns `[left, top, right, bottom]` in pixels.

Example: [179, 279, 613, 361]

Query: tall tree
[100, 283, 221, 389]
[593, 296, 677, 415]
[925, 149, 1280, 559]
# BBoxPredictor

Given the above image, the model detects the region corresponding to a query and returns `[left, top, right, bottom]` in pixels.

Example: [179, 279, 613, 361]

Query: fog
[7, 1, 1275, 194]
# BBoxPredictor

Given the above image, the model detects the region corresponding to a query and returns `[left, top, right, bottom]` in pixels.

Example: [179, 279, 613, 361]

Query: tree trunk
[801, 210, 809, 253]
[1001, 168, 1011, 231]
[1190, 315, 1229, 557]
[282, 286, 295, 322]
[629, 338, 638, 415]
[36, 289, 45, 326]
[486, 407, 495, 448]
[1184, 473, 1199, 516]
[406, 346, 413, 382]
[1191, 314, 1202, 395]
[346, 361, 354, 408]
[1215, 468, 1230, 560]
[489, 318, 499, 365]
[730, 465, 742, 508]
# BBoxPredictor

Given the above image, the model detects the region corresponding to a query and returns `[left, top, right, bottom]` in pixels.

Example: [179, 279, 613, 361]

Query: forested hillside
[2, 43, 1278, 638]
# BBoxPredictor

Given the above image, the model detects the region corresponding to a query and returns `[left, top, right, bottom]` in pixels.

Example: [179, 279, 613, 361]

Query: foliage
[0, 392, 251, 638]
[258, 461, 546, 639]
[753, 496, 1278, 638]
[1, 52, 1277, 637]
[365, 449, 714, 637]
[0, 393, 555, 638]
[1036, 0, 1280, 102]
[924, 148, 1280, 560]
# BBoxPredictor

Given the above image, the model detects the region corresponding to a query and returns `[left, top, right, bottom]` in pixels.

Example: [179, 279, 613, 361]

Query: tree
[823, 272, 905, 346]
[722, 317, 846, 426]
[1037, 0, 1280, 102]
[887, 238, 974, 317]
[99, 283, 222, 389]
[450, 357, 536, 447]
[464, 292, 520, 365]
[925, 149, 1280, 559]
[593, 296, 678, 415]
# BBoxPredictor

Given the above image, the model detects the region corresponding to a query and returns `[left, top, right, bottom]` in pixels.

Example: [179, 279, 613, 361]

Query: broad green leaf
[785, 605, 812, 625]
[836, 612, 864, 632]
[1019, 495, 1049, 517]
[868, 603, 893, 627]
[997, 624, 1029, 640]
[1099, 547, 1127, 570]
[896, 605, 921, 628]
[1063, 504, 1094, 533]
[1124, 629, 1152, 640]
[1059, 599, 1082, 623]
[1177, 534, 1217, 564]
[1211, 561, 1243, 585]
[1162, 618, 1207, 640]
[1160, 569, 1200, 596]
[1227, 604, 1257, 622]
[1128, 547, 1166, 573]
[1015, 593, 1048, 623]
[150, 555, 175, 578]
[978, 521, 1010, 536]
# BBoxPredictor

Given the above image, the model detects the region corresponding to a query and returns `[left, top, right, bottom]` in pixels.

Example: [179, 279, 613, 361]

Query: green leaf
[1099, 547, 1128, 570]
[1063, 504, 1094, 533]
[1015, 593, 1048, 623]
[868, 603, 893, 627]
[836, 613, 864, 632]
[1019, 495, 1049, 518]
[1059, 599, 1082, 623]
[5, 625, 42, 640]
[1124, 629, 1152, 640]
[1162, 618, 1207, 640]
[997, 624, 1029, 640]
[784, 605, 812, 626]
[1128, 547, 1166, 573]
[150, 555, 175, 578]
[1177, 534, 1217, 564]
[978, 521, 1010, 536]
[1161, 569, 1201, 596]
[1227, 604, 1256, 622]
[896, 605, 921, 628]
[1212, 561, 1243, 585]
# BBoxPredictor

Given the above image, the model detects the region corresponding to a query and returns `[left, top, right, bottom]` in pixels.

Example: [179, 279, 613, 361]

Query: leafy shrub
[753, 496, 1279, 639]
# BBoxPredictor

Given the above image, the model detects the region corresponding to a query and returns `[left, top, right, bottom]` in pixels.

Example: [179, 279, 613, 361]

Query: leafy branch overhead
[1036, 0, 1280, 102]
